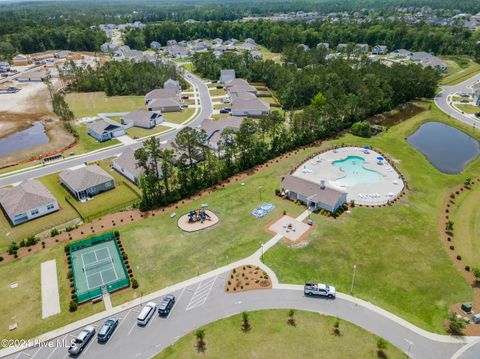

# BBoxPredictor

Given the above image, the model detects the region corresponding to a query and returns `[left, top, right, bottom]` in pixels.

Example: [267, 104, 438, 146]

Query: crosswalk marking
[185, 276, 217, 311]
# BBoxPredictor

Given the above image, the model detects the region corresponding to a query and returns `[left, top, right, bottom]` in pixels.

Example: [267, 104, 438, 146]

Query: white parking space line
[116, 309, 131, 331]
[185, 276, 217, 311]
[45, 335, 67, 359]
[30, 348, 41, 359]
[127, 322, 137, 336]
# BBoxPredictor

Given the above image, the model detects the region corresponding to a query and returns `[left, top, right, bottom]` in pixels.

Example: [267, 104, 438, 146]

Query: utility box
[461, 302, 473, 313]
[472, 314, 480, 324]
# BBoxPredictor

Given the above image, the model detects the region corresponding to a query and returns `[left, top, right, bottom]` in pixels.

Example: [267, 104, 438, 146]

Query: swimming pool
[332, 155, 382, 187]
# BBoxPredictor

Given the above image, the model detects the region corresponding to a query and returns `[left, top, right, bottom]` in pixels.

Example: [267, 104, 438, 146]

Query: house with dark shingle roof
[220, 69, 236, 83]
[60, 165, 115, 200]
[86, 119, 126, 142]
[144, 88, 178, 104]
[0, 180, 59, 225]
[200, 116, 245, 149]
[112, 148, 163, 185]
[147, 98, 182, 112]
[231, 93, 269, 117]
[281, 175, 347, 212]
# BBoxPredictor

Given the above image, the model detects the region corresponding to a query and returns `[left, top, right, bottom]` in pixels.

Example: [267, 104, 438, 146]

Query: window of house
[47, 204, 55, 210]
[31, 209, 39, 215]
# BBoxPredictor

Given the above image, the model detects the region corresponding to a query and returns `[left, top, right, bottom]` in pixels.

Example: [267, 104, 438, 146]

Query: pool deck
[291, 147, 404, 205]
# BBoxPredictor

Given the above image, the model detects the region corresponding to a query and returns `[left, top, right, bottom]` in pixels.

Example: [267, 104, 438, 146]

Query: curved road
[435, 74, 480, 127]
[0, 68, 212, 187]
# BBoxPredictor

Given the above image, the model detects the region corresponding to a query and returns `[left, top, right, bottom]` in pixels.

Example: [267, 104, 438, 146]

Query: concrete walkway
[40, 260, 61, 319]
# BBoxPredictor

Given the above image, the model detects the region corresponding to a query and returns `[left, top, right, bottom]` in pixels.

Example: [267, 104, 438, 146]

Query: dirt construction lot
[0, 79, 75, 167]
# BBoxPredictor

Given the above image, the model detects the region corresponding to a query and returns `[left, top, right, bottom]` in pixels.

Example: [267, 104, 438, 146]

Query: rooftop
[60, 165, 114, 193]
[0, 179, 57, 216]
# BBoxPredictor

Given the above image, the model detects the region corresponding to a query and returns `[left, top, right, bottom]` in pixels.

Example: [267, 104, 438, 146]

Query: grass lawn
[213, 103, 229, 110]
[261, 96, 280, 105]
[156, 310, 405, 359]
[127, 125, 171, 139]
[0, 174, 80, 252]
[256, 45, 282, 63]
[456, 104, 480, 114]
[66, 92, 145, 119]
[164, 108, 195, 124]
[265, 101, 477, 333]
[68, 125, 120, 156]
[441, 58, 480, 86]
[450, 184, 480, 268]
[209, 88, 226, 97]
[0, 244, 104, 341]
[212, 113, 230, 120]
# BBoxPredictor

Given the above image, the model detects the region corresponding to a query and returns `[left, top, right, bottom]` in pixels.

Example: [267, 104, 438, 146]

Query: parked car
[181, 96, 189, 100]
[68, 325, 96, 356]
[219, 109, 229, 114]
[304, 282, 336, 299]
[216, 85, 224, 89]
[181, 104, 188, 108]
[222, 98, 231, 104]
[97, 317, 119, 343]
[158, 294, 176, 317]
[137, 302, 157, 326]
[223, 107, 231, 112]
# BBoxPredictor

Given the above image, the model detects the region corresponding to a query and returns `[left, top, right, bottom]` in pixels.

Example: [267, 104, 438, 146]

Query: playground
[177, 207, 219, 232]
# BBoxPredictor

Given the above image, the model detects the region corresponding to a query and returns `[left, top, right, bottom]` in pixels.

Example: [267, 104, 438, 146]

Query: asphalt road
[0, 69, 212, 188]
[434, 74, 480, 128]
[1, 270, 469, 359]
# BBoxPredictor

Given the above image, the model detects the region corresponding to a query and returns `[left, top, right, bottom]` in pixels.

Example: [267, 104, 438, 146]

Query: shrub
[122, 253, 128, 260]
[67, 270, 73, 279]
[131, 278, 139, 289]
[351, 121, 372, 138]
[50, 228, 60, 237]
[0, 256, 3, 262]
[472, 268, 480, 282]
[69, 300, 78, 312]
[128, 269, 132, 274]
[114, 230, 120, 238]
[241, 311, 251, 332]
[64, 244, 70, 253]
[376, 338, 388, 358]
[447, 312, 466, 335]
[465, 265, 470, 272]
[457, 255, 462, 260]
[332, 319, 340, 336]
[450, 245, 454, 250]
[287, 309, 296, 326]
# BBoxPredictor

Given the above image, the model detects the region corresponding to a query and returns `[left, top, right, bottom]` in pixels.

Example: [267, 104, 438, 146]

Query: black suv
[97, 317, 118, 343]
[158, 294, 176, 317]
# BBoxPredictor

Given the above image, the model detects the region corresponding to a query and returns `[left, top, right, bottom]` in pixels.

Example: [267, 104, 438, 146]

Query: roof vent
[320, 180, 326, 189]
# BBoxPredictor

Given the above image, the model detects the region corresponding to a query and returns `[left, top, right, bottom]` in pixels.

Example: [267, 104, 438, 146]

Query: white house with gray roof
[0, 180, 59, 225]
[121, 110, 163, 129]
[86, 119, 126, 142]
[164, 79, 181, 93]
[113, 148, 163, 185]
[60, 165, 115, 200]
[281, 175, 347, 212]
[231, 92, 269, 117]
[200, 116, 245, 149]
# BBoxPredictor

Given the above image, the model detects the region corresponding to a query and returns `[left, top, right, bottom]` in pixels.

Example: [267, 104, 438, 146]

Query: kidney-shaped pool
[407, 122, 480, 174]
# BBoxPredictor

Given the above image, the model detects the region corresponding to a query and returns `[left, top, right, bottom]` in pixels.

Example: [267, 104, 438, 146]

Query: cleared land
[265, 102, 476, 333]
[256, 45, 282, 63]
[450, 184, 480, 268]
[65, 92, 145, 119]
[156, 310, 405, 359]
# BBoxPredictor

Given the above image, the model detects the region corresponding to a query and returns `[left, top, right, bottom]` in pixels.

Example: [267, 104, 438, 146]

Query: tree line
[134, 51, 439, 209]
[62, 60, 185, 96]
[128, 20, 479, 58]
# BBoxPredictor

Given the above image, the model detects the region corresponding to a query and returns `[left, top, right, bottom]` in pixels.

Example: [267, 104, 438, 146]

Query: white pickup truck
[304, 282, 336, 299]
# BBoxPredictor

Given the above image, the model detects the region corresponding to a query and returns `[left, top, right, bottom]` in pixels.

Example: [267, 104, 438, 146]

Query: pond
[407, 121, 480, 174]
[0, 122, 49, 157]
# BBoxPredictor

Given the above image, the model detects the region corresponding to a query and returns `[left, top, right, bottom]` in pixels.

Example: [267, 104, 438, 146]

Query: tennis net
[84, 258, 112, 271]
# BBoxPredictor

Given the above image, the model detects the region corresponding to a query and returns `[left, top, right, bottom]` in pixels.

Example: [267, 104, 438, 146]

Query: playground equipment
[188, 208, 212, 224]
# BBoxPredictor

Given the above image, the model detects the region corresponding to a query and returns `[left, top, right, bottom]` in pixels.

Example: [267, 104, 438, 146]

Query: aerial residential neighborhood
[1, 0, 480, 359]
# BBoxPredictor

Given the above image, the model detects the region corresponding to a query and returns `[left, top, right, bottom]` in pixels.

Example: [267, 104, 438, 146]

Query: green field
[163, 108, 196, 124]
[441, 58, 480, 86]
[456, 104, 480, 114]
[256, 45, 282, 63]
[127, 125, 171, 139]
[0, 245, 104, 342]
[450, 184, 480, 268]
[65, 92, 145, 119]
[265, 102, 477, 333]
[156, 310, 405, 359]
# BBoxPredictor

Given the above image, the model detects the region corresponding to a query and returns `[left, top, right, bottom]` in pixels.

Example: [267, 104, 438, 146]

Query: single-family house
[16, 71, 48, 82]
[239, 42, 257, 51]
[0, 180, 59, 225]
[213, 38, 223, 45]
[231, 94, 269, 117]
[244, 38, 256, 44]
[60, 165, 115, 200]
[54, 51, 71, 59]
[410, 51, 432, 62]
[251, 51, 263, 59]
[220, 69, 236, 83]
[372, 45, 388, 55]
[298, 44, 309, 51]
[280, 176, 347, 212]
[337, 43, 348, 52]
[423, 57, 448, 71]
[225, 79, 257, 96]
[121, 110, 163, 129]
[113, 147, 162, 184]
[167, 40, 177, 46]
[150, 41, 162, 50]
[200, 116, 245, 149]
[144, 88, 178, 104]
[0, 61, 10, 72]
[389, 49, 413, 59]
[164, 79, 181, 93]
[147, 98, 182, 112]
[472, 83, 480, 106]
[167, 45, 191, 59]
[86, 119, 126, 142]
[317, 43, 330, 49]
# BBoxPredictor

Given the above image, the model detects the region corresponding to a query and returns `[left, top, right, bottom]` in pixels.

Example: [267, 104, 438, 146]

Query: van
[137, 302, 156, 326]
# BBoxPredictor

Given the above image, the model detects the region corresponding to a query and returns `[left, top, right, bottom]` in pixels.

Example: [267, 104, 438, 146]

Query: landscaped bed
[155, 310, 404, 359]
[224, 265, 272, 293]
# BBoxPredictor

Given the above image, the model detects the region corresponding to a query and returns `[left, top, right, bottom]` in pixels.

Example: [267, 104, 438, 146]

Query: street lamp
[258, 186, 263, 202]
[350, 264, 357, 295]
[261, 243, 264, 261]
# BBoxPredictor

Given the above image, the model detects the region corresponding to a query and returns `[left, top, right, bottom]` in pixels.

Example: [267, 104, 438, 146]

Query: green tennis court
[69, 233, 129, 303]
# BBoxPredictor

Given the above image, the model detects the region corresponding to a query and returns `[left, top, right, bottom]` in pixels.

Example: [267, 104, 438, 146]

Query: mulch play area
[177, 208, 219, 232]
[225, 265, 272, 293]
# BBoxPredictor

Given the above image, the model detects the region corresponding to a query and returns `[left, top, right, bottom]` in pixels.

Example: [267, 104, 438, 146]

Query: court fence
[69, 233, 130, 303]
